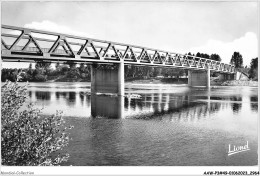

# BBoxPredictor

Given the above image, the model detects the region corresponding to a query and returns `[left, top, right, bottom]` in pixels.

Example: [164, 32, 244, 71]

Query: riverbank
[26, 77, 259, 87]
[221, 80, 258, 87]
[46, 77, 188, 84]
[211, 79, 258, 87]
[46, 76, 90, 82]
[127, 78, 258, 87]
[126, 78, 188, 84]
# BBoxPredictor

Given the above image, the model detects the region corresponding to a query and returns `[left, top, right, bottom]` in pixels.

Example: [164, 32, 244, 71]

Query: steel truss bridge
[1, 25, 235, 73]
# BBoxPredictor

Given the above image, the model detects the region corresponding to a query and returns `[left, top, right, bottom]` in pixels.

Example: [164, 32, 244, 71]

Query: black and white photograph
[1, 0, 259, 175]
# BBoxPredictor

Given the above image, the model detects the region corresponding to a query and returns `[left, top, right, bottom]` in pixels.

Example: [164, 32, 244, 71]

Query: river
[25, 82, 258, 166]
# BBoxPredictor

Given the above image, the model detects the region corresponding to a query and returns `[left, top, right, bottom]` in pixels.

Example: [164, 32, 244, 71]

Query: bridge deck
[1, 25, 235, 73]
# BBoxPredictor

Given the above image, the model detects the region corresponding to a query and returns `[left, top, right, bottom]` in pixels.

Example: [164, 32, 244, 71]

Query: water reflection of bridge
[124, 93, 223, 121]
[27, 90, 257, 119]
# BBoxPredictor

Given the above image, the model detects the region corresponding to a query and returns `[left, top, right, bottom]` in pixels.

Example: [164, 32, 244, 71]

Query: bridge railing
[1, 25, 235, 73]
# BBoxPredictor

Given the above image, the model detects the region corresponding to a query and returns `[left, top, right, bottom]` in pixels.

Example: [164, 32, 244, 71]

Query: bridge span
[1, 25, 236, 95]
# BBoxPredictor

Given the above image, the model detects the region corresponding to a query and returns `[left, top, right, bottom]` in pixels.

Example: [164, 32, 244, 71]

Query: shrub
[1, 81, 72, 166]
[34, 74, 47, 82]
[66, 68, 79, 79]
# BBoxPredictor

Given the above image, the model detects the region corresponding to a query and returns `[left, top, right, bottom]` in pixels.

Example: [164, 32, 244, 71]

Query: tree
[18, 71, 29, 82]
[55, 62, 61, 72]
[210, 54, 221, 62]
[200, 53, 210, 59]
[67, 67, 80, 79]
[35, 61, 52, 75]
[185, 52, 195, 60]
[79, 63, 84, 71]
[230, 52, 243, 68]
[187, 52, 193, 56]
[249, 57, 258, 80]
[66, 62, 77, 69]
[60, 65, 69, 75]
[1, 80, 73, 166]
[34, 74, 47, 82]
[35, 61, 51, 70]
[196, 52, 201, 58]
[196, 52, 210, 59]
[1, 69, 16, 82]
[11, 69, 19, 82]
[25, 63, 34, 81]
[29, 63, 32, 70]
[28, 63, 33, 74]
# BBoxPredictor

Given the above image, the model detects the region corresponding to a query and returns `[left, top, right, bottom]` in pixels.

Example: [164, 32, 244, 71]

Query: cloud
[189, 32, 258, 66]
[24, 20, 93, 38]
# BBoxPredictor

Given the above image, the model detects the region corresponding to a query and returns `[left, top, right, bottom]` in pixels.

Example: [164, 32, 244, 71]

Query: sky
[1, 1, 258, 68]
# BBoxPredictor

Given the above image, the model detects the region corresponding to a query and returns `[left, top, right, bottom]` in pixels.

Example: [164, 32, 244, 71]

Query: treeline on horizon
[1, 52, 258, 82]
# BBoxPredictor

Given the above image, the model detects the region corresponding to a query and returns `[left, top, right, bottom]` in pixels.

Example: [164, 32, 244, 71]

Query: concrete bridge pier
[91, 62, 124, 96]
[90, 62, 125, 118]
[219, 73, 235, 81]
[227, 74, 235, 80]
[188, 69, 210, 88]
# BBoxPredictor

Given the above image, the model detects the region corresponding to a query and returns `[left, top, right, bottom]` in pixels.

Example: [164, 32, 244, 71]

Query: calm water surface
[26, 82, 258, 166]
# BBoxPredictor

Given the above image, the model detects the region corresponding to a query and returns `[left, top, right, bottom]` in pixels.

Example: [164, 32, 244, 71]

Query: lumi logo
[228, 141, 250, 156]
